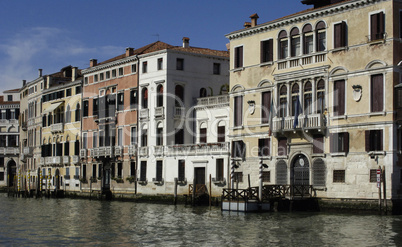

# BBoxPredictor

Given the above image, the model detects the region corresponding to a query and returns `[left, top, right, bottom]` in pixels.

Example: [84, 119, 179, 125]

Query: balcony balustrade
[128, 145, 137, 156]
[166, 142, 229, 156]
[45, 156, 62, 166]
[23, 147, 33, 156]
[62, 156, 70, 165]
[80, 149, 87, 158]
[139, 108, 149, 119]
[50, 123, 64, 133]
[0, 147, 19, 155]
[71, 155, 79, 165]
[154, 146, 164, 156]
[272, 114, 326, 133]
[114, 146, 123, 156]
[0, 119, 18, 125]
[39, 157, 44, 166]
[174, 107, 185, 118]
[277, 53, 327, 70]
[139, 146, 148, 157]
[197, 95, 229, 106]
[91, 146, 114, 158]
[154, 106, 164, 118]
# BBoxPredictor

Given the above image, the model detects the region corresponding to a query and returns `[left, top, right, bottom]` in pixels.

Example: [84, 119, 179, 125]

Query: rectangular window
[130, 162, 136, 177]
[178, 160, 185, 181]
[93, 98, 99, 116]
[117, 92, 124, 111]
[131, 64, 137, 73]
[156, 127, 163, 146]
[75, 86, 81, 95]
[278, 137, 287, 156]
[82, 164, 87, 179]
[330, 132, 349, 153]
[175, 129, 184, 145]
[232, 140, 246, 159]
[291, 36, 300, 57]
[64, 142, 69, 156]
[83, 133, 88, 149]
[313, 135, 324, 154]
[0, 172, 3, 181]
[156, 161, 163, 181]
[365, 130, 383, 152]
[261, 39, 273, 63]
[142, 61, 147, 73]
[176, 58, 184, 70]
[92, 164, 97, 178]
[217, 126, 225, 143]
[371, 74, 383, 112]
[216, 159, 224, 181]
[118, 67, 124, 76]
[233, 172, 243, 183]
[131, 127, 137, 145]
[94, 74, 98, 82]
[213, 63, 221, 75]
[106, 71, 110, 79]
[258, 138, 270, 157]
[158, 58, 163, 70]
[199, 127, 207, 143]
[370, 12, 385, 41]
[117, 163, 122, 177]
[141, 129, 147, 146]
[100, 73, 104, 81]
[234, 46, 243, 68]
[112, 69, 117, 78]
[262, 171, 270, 182]
[234, 95, 243, 127]
[317, 30, 326, 52]
[303, 33, 313, 54]
[261, 91, 271, 124]
[279, 38, 288, 59]
[333, 80, 345, 116]
[334, 21, 347, 48]
[130, 89, 137, 110]
[118, 128, 123, 146]
[83, 100, 89, 117]
[66, 89, 71, 97]
[93, 132, 98, 148]
[333, 170, 345, 183]
[370, 169, 377, 183]
[140, 161, 147, 181]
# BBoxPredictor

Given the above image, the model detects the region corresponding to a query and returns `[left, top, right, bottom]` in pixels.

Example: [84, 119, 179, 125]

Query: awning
[42, 102, 63, 114]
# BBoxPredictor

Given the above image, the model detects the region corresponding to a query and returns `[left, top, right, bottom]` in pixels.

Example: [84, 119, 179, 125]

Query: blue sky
[0, 0, 308, 94]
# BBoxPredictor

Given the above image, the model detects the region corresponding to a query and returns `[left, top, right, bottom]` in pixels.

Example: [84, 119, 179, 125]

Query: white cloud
[0, 27, 123, 93]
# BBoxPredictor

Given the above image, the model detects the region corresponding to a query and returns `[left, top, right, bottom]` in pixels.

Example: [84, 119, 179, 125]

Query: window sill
[369, 111, 386, 117]
[258, 156, 272, 161]
[330, 115, 347, 120]
[260, 62, 273, 67]
[232, 67, 244, 72]
[232, 126, 244, 130]
[276, 155, 288, 160]
[368, 151, 386, 156]
[313, 186, 327, 191]
[312, 153, 326, 158]
[368, 39, 385, 45]
[330, 152, 347, 157]
[331, 47, 348, 53]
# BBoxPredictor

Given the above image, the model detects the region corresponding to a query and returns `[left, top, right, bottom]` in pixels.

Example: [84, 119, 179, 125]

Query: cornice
[82, 55, 140, 75]
[225, 0, 385, 41]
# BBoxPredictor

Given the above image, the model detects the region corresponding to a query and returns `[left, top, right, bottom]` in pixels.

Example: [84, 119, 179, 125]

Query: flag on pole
[293, 95, 301, 129]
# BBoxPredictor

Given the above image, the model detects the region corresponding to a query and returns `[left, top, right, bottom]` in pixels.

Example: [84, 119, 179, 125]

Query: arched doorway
[7, 159, 16, 187]
[292, 154, 310, 186]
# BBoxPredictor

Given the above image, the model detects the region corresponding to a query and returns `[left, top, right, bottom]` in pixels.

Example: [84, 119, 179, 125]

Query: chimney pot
[250, 13, 259, 27]
[182, 37, 190, 48]
[90, 59, 98, 67]
[38, 69, 42, 77]
[244, 22, 251, 28]
[126, 47, 134, 57]
[23, 80, 26, 87]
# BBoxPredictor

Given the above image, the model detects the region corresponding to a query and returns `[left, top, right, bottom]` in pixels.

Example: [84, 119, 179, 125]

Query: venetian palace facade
[226, 0, 402, 204]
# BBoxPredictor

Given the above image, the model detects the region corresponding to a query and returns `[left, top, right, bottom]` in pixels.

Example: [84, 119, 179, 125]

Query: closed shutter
[371, 14, 378, 40]
[371, 74, 383, 112]
[344, 132, 349, 153]
[313, 135, 324, 153]
[268, 39, 273, 62]
[262, 91, 271, 123]
[334, 80, 345, 116]
[379, 130, 383, 151]
[365, 130, 371, 152]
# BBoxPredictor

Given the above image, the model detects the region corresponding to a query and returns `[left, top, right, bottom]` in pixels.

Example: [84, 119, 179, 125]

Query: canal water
[1, 194, 402, 246]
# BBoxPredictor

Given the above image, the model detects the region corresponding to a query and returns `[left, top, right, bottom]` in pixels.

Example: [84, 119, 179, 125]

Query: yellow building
[226, 0, 402, 208]
[40, 66, 82, 194]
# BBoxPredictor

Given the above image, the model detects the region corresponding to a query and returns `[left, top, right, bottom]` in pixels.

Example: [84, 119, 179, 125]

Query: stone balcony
[0, 147, 19, 155]
[23, 147, 33, 156]
[166, 142, 230, 157]
[91, 146, 114, 158]
[139, 146, 148, 157]
[71, 155, 79, 165]
[128, 145, 137, 156]
[80, 149, 87, 158]
[114, 146, 123, 156]
[277, 52, 327, 70]
[154, 106, 164, 118]
[139, 108, 149, 120]
[272, 114, 326, 133]
[45, 156, 62, 166]
[197, 95, 229, 106]
[174, 107, 185, 118]
[0, 119, 18, 125]
[63, 156, 70, 165]
[51, 123, 64, 133]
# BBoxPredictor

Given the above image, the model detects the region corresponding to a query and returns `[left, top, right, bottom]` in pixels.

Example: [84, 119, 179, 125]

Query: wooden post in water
[90, 176, 92, 200]
[383, 166, 387, 213]
[192, 177, 196, 206]
[209, 174, 212, 209]
[378, 166, 382, 212]
[174, 178, 178, 205]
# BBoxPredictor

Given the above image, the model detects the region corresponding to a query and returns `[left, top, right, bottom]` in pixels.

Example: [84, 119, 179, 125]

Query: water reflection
[0, 194, 401, 246]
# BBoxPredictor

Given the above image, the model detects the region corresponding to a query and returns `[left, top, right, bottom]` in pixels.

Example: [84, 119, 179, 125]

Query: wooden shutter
[371, 14, 378, 40]
[268, 39, 273, 62]
[371, 74, 383, 112]
[313, 135, 324, 154]
[217, 126, 225, 142]
[344, 132, 349, 153]
[262, 91, 271, 123]
[234, 96, 243, 126]
[334, 80, 345, 116]
[379, 130, 383, 151]
[365, 130, 371, 152]
[329, 133, 335, 153]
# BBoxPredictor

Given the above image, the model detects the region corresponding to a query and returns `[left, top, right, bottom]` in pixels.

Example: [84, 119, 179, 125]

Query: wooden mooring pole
[383, 166, 387, 213]
[174, 178, 178, 205]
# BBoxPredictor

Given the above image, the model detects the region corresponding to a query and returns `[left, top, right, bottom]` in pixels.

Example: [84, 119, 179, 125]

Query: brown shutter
[268, 39, 273, 62]
[371, 74, 383, 112]
[371, 14, 378, 39]
[341, 21, 347, 47]
[365, 130, 371, 152]
[329, 133, 335, 153]
[379, 12, 384, 38]
[262, 91, 271, 123]
[260, 41, 264, 64]
[344, 132, 349, 153]
[241, 141, 246, 161]
[379, 130, 383, 151]
[334, 23, 341, 48]
[313, 135, 324, 154]
[238, 46, 243, 68]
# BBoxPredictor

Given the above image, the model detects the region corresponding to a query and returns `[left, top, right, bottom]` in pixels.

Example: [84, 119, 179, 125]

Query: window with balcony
[371, 74, 383, 113]
[303, 24, 313, 54]
[258, 138, 270, 157]
[156, 124, 163, 146]
[316, 21, 326, 52]
[156, 85, 163, 107]
[279, 85, 287, 118]
[365, 130, 383, 152]
[156, 161, 163, 182]
[333, 80, 345, 116]
[261, 91, 271, 124]
[278, 30, 288, 59]
[175, 129, 184, 145]
[142, 87, 148, 109]
[334, 21, 347, 48]
[141, 129, 148, 146]
[291, 83, 300, 117]
[140, 161, 147, 181]
[290, 27, 300, 57]
[178, 160, 185, 182]
[74, 140, 79, 156]
[330, 132, 349, 153]
[260, 39, 273, 63]
[370, 12, 385, 41]
[93, 132, 98, 148]
[234, 95, 243, 127]
[234, 46, 243, 68]
[316, 79, 325, 114]
[304, 81, 312, 115]
[64, 141, 69, 156]
[131, 127, 137, 145]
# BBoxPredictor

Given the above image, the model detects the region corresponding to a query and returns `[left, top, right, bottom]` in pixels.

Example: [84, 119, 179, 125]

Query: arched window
[75, 103, 80, 122]
[290, 27, 300, 57]
[142, 87, 148, 109]
[217, 121, 226, 143]
[316, 21, 326, 52]
[291, 83, 300, 116]
[303, 24, 313, 54]
[141, 125, 148, 146]
[199, 122, 207, 143]
[279, 85, 287, 118]
[200, 88, 207, 98]
[304, 81, 312, 115]
[276, 160, 288, 185]
[156, 85, 163, 107]
[65, 105, 71, 123]
[156, 122, 163, 146]
[175, 85, 184, 107]
[278, 30, 288, 59]
[316, 79, 325, 114]
[312, 158, 326, 187]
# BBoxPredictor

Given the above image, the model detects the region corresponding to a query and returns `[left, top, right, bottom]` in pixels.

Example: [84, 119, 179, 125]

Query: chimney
[38, 69, 42, 77]
[90, 59, 98, 67]
[244, 22, 251, 28]
[182, 37, 190, 48]
[250, 13, 259, 27]
[46, 76, 51, 89]
[126, 47, 134, 57]
[22, 80, 26, 87]
[72, 67, 78, 82]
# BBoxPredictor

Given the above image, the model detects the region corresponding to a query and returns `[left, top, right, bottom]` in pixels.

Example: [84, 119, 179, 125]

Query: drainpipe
[135, 54, 139, 195]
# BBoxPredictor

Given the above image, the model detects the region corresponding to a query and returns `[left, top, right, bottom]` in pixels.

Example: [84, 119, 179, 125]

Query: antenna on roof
[151, 34, 160, 41]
